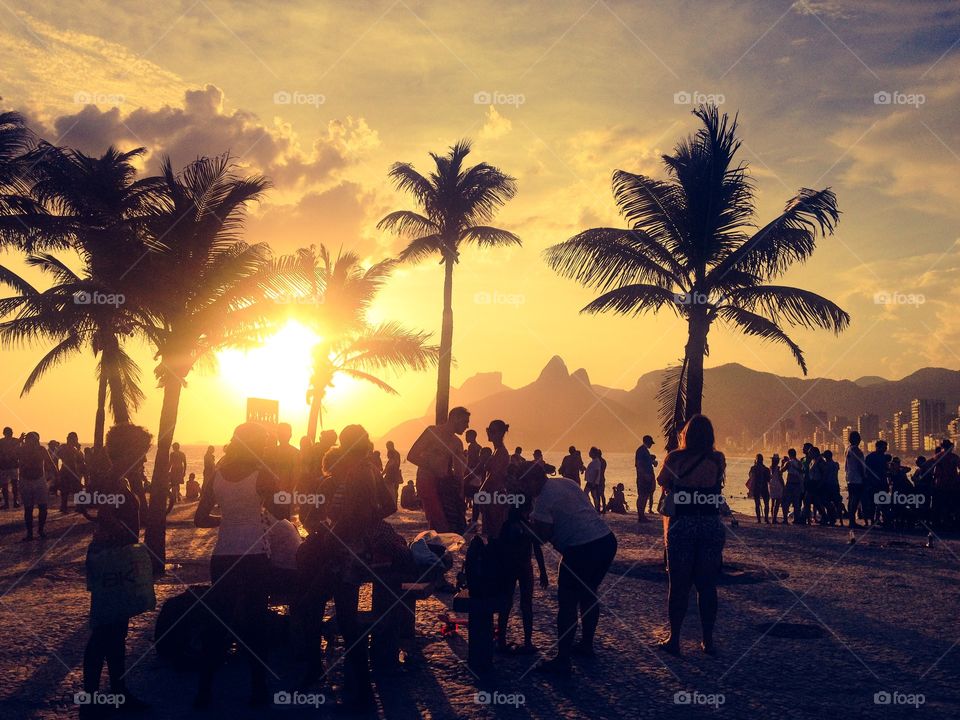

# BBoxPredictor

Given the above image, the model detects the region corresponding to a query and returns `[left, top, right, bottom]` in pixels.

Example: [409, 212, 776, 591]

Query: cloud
[25, 85, 379, 193]
[479, 105, 512, 140]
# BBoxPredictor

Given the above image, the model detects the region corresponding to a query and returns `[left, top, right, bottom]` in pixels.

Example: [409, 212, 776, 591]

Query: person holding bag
[656, 414, 726, 656]
[81, 426, 155, 715]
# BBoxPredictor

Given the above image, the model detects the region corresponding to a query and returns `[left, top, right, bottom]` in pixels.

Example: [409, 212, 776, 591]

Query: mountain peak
[571, 368, 591, 386]
[537, 355, 569, 383]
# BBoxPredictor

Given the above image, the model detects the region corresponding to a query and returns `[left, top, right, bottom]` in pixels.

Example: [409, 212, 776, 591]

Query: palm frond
[657, 358, 688, 451]
[716, 306, 807, 374]
[581, 284, 680, 317]
[722, 286, 850, 332]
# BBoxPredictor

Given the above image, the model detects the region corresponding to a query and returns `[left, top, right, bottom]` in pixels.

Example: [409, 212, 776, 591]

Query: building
[799, 411, 828, 438]
[911, 399, 946, 452]
[857, 413, 880, 444]
[893, 410, 911, 452]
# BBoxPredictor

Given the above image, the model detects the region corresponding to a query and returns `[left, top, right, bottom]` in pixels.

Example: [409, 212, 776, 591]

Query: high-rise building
[799, 411, 828, 438]
[912, 399, 946, 452]
[893, 410, 911, 452]
[857, 413, 880, 443]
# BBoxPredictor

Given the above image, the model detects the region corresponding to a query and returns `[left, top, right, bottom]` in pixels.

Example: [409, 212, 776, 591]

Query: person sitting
[605, 483, 628, 514]
[184, 472, 201, 501]
[399, 480, 421, 510]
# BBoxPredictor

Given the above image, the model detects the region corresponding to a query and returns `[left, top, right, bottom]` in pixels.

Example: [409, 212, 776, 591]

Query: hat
[642, 435, 655, 445]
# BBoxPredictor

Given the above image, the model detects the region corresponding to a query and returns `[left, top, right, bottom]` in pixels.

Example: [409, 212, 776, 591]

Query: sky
[1, 0, 959, 444]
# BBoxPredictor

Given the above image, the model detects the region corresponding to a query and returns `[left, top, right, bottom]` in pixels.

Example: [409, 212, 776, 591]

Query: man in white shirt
[528, 468, 617, 674]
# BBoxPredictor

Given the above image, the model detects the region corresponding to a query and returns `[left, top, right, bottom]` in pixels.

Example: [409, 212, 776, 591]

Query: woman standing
[81, 426, 153, 715]
[17, 432, 54, 541]
[584, 447, 603, 513]
[194, 423, 277, 709]
[769, 454, 786, 523]
[656, 415, 726, 656]
[748, 454, 771, 524]
[479, 420, 511, 540]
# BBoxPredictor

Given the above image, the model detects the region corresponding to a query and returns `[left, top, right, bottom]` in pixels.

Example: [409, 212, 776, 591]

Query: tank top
[212, 470, 269, 557]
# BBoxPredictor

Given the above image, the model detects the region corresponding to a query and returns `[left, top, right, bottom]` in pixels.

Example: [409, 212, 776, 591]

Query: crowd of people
[745, 431, 960, 531]
[9, 410, 960, 715]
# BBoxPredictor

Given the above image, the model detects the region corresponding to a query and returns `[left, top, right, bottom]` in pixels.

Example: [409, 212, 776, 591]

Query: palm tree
[0, 145, 163, 446]
[544, 105, 850, 448]
[288, 245, 439, 439]
[142, 154, 279, 571]
[0, 111, 35, 218]
[0, 253, 147, 446]
[378, 140, 519, 425]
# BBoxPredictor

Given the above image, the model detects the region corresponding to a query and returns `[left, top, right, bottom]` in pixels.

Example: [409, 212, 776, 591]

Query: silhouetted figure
[656, 415, 725, 656]
[478, 420, 510, 539]
[384, 440, 403, 498]
[769, 454, 785, 523]
[0, 426, 20, 508]
[510, 447, 525, 466]
[864, 440, 889, 527]
[782, 449, 803, 524]
[635, 435, 657, 522]
[58, 431, 86, 513]
[748, 453, 770, 523]
[584, 447, 604, 512]
[844, 431, 866, 528]
[399, 480, 421, 510]
[558, 445, 585, 486]
[606, 483, 628, 514]
[185, 472, 200, 501]
[18, 432, 54, 540]
[193, 423, 278, 709]
[463, 430, 483, 515]
[529, 463, 617, 675]
[407, 406, 470, 532]
[165, 442, 187, 512]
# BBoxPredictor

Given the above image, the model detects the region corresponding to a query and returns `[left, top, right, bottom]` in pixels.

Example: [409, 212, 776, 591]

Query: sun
[216, 319, 320, 427]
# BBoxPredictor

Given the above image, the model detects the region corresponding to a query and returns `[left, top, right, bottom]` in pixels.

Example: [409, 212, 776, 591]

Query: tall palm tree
[288, 245, 438, 439]
[378, 140, 519, 424]
[0, 253, 147, 446]
[142, 154, 279, 571]
[545, 105, 850, 448]
[0, 111, 35, 219]
[0, 145, 163, 446]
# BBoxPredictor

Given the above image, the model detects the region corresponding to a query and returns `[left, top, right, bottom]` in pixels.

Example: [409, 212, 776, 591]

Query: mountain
[379, 359, 960, 453]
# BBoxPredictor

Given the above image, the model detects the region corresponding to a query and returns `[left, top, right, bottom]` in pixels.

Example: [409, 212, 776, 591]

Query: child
[185, 472, 200, 501]
[605, 483, 628, 514]
[496, 464, 548, 654]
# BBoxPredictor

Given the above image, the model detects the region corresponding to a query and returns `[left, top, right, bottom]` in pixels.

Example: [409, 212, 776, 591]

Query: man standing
[384, 440, 403, 500]
[634, 435, 657, 522]
[863, 440, 889, 527]
[844, 431, 866, 528]
[407, 406, 470, 532]
[558, 446, 585, 486]
[166, 442, 188, 512]
[0, 427, 20, 509]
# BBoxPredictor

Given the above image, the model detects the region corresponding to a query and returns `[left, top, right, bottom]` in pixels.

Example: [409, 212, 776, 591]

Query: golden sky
[1, 0, 959, 444]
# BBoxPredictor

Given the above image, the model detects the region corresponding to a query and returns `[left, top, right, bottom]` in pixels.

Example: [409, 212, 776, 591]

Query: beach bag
[86, 543, 156, 627]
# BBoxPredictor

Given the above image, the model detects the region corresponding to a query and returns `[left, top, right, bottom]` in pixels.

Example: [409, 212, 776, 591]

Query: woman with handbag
[81, 426, 154, 715]
[656, 414, 726, 656]
[194, 422, 278, 709]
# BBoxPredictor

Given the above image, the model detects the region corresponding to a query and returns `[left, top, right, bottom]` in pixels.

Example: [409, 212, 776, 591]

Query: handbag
[86, 543, 156, 627]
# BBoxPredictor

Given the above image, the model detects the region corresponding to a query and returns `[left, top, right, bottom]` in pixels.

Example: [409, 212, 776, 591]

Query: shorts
[19, 475, 49, 506]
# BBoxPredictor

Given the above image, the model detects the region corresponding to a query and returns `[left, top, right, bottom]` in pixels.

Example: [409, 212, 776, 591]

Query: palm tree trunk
[144, 376, 182, 574]
[307, 399, 320, 442]
[93, 370, 107, 449]
[683, 315, 710, 421]
[435, 257, 454, 425]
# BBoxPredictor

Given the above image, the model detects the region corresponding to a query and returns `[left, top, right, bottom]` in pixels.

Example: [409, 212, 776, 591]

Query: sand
[0, 500, 957, 719]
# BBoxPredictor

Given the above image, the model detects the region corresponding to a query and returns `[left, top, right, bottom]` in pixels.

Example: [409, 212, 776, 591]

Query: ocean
[160, 446, 758, 516]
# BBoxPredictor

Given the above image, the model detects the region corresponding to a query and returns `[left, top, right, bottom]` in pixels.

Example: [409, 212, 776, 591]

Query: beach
[1, 499, 957, 719]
